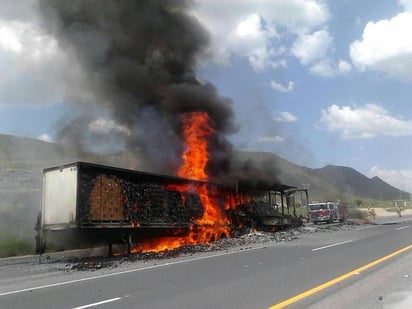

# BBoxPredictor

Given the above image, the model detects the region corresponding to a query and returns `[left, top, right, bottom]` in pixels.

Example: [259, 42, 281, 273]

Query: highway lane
[302, 247, 412, 308]
[1, 220, 412, 309]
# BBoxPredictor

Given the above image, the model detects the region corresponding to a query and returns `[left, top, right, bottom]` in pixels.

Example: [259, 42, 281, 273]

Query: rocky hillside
[234, 151, 410, 201]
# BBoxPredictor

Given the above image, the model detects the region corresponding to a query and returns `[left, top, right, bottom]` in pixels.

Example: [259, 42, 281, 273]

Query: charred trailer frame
[38, 162, 224, 254]
[228, 187, 307, 234]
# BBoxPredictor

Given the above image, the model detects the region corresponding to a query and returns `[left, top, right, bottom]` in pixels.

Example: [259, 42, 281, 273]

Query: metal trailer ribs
[39, 162, 215, 253]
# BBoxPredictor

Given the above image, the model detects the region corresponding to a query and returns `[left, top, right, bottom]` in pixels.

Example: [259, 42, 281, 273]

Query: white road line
[72, 297, 121, 309]
[394, 225, 410, 231]
[353, 225, 376, 231]
[312, 240, 354, 252]
[0, 242, 279, 297]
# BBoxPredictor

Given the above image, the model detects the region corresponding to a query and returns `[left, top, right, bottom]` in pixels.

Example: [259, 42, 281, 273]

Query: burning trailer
[37, 162, 306, 255]
[32, 1, 309, 256]
[39, 161, 222, 255]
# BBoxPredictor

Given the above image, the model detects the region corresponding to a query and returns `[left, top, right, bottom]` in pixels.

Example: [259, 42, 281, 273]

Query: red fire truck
[308, 202, 345, 224]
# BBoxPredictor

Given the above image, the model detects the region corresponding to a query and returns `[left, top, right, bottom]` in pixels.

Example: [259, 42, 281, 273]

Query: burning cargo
[42, 162, 209, 228]
[39, 161, 222, 253]
[38, 161, 306, 255]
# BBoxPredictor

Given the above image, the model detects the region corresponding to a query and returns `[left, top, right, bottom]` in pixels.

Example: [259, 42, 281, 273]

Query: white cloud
[292, 29, 332, 65]
[258, 135, 285, 143]
[337, 59, 352, 73]
[89, 119, 131, 135]
[292, 29, 352, 77]
[193, 0, 329, 38]
[350, 11, 412, 81]
[0, 17, 69, 106]
[271, 58, 288, 69]
[37, 134, 52, 143]
[369, 166, 412, 193]
[275, 111, 298, 122]
[248, 47, 272, 72]
[399, 0, 412, 12]
[270, 80, 295, 92]
[308, 58, 352, 77]
[192, 0, 330, 71]
[309, 59, 334, 76]
[236, 14, 263, 38]
[0, 23, 22, 53]
[0, 19, 58, 64]
[232, 14, 272, 71]
[0, 1, 100, 108]
[319, 104, 412, 139]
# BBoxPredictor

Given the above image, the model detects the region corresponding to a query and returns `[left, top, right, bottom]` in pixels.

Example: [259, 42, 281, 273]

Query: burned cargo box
[229, 189, 303, 234]
[41, 162, 204, 230]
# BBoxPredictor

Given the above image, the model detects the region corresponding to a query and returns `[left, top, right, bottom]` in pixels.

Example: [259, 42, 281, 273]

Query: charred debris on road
[63, 221, 363, 272]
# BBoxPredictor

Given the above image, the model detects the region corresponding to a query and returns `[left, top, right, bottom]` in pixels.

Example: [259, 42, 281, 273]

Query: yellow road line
[268, 244, 412, 309]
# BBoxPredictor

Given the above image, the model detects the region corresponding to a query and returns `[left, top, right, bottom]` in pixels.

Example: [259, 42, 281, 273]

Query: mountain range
[0, 133, 409, 241]
[234, 151, 409, 201]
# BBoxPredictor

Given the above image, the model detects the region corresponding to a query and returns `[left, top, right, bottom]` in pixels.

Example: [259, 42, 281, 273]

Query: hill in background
[234, 151, 409, 202]
[0, 134, 410, 247]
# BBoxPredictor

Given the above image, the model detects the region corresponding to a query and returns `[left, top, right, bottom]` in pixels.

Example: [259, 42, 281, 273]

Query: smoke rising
[38, 0, 234, 174]
[38, 0, 280, 187]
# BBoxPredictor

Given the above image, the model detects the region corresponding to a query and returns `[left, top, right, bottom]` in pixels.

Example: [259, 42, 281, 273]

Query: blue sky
[1, 0, 412, 192]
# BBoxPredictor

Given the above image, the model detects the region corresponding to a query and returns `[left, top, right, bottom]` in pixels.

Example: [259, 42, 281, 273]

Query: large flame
[177, 112, 214, 181]
[177, 112, 228, 228]
[131, 112, 232, 253]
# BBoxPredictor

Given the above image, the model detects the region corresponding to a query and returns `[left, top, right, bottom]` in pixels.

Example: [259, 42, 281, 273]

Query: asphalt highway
[1, 219, 412, 309]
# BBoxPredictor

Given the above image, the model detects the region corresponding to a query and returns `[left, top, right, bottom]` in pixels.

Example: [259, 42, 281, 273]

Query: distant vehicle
[308, 202, 345, 224]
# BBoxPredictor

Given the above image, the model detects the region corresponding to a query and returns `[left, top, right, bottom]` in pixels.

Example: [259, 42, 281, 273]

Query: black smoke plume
[38, 0, 235, 176]
[38, 0, 280, 188]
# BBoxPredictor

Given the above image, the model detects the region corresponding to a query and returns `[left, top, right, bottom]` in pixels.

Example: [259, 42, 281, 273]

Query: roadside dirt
[359, 207, 412, 217]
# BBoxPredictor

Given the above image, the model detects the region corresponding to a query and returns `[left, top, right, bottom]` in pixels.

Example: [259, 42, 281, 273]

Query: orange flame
[130, 112, 231, 253]
[177, 112, 214, 180]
